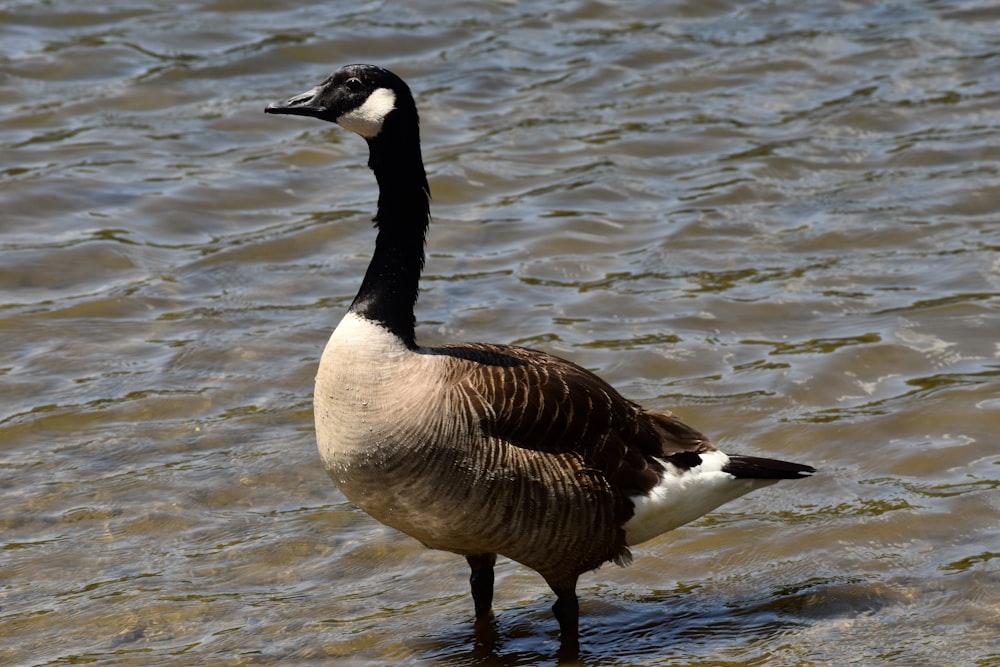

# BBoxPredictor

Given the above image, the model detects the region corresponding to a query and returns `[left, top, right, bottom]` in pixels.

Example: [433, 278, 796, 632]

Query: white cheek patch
[337, 87, 397, 138]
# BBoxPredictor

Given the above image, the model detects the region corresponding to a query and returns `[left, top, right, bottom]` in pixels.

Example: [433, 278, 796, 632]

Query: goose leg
[465, 553, 497, 619]
[551, 588, 579, 637]
[546, 576, 580, 658]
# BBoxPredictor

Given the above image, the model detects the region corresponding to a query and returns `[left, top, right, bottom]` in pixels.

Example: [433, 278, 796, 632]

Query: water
[2, 1, 998, 664]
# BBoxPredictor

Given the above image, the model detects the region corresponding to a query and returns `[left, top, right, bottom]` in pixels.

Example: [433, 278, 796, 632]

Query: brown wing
[429, 342, 718, 496]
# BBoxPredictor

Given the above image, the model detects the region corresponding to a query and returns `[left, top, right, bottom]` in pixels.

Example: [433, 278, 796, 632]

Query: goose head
[265, 64, 415, 141]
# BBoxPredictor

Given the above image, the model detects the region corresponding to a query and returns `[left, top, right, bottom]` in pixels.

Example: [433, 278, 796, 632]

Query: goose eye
[345, 77, 363, 91]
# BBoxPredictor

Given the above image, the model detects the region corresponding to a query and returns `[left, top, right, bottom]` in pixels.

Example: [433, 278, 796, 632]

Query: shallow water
[2, 0, 998, 665]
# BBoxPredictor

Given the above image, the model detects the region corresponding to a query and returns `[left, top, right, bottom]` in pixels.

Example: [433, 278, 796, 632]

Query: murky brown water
[2, 1, 998, 665]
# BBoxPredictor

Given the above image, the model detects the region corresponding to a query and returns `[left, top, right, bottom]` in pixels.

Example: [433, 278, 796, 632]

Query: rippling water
[2, 1, 998, 665]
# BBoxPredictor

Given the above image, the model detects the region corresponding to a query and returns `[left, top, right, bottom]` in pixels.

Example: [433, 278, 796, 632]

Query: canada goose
[265, 64, 814, 649]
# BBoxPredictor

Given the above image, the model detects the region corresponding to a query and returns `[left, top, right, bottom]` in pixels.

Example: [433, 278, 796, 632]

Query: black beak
[265, 86, 325, 118]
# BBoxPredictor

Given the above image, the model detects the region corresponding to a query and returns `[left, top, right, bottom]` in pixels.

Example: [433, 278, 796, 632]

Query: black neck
[348, 125, 430, 348]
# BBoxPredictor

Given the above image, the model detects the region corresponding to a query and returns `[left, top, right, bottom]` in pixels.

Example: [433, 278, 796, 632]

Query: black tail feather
[723, 455, 815, 480]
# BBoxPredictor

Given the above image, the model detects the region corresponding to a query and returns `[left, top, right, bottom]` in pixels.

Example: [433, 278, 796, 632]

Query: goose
[265, 64, 814, 649]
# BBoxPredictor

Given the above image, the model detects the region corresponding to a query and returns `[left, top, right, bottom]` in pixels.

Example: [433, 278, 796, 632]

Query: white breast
[314, 313, 412, 457]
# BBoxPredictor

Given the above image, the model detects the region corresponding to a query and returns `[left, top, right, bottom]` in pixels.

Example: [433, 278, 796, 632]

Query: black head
[265, 64, 415, 140]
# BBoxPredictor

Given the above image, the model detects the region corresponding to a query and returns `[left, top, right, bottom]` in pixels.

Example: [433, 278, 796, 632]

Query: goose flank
[265, 64, 815, 650]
